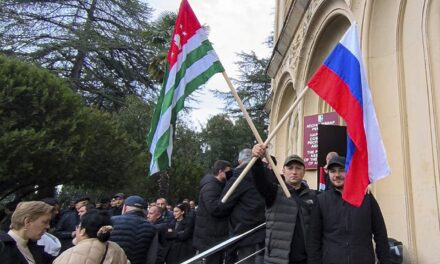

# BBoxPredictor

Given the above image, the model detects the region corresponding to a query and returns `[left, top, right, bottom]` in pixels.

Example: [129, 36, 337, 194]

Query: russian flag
[307, 24, 390, 207]
[319, 166, 326, 192]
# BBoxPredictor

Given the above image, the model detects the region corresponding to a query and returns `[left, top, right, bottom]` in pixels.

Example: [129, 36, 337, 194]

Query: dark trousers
[230, 243, 263, 264]
[203, 251, 224, 264]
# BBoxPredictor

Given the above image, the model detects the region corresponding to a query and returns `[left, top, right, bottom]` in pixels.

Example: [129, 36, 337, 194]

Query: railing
[181, 222, 266, 264]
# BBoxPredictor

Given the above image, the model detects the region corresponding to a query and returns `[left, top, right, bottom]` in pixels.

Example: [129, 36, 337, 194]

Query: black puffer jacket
[110, 210, 157, 264]
[307, 189, 390, 264]
[222, 165, 266, 247]
[193, 174, 230, 251]
[0, 231, 53, 264]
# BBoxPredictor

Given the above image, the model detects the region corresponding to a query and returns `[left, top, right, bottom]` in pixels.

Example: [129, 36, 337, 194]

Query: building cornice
[266, 0, 311, 78]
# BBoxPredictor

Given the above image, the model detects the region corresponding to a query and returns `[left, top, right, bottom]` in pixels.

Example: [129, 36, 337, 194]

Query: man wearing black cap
[252, 144, 317, 264]
[307, 156, 390, 264]
[109, 193, 125, 216]
[110, 195, 157, 264]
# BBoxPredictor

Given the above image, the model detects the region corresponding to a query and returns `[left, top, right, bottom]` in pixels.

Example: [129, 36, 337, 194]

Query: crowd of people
[0, 143, 392, 264]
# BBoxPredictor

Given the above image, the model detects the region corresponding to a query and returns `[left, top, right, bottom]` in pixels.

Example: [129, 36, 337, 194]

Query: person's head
[10, 201, 55, 240]
[327, 156, 346, 190]
[238, 148, 252, 167]
[77, 205, 88, 218]
[212, 160, 232, 182]
[156, 198, 168, 209]
[68, 200, 76, 209]
[147, 205, 162, 223]
[282, 154, 306, 189]
[173, 204, 186, 221]
[189, 200, 196, 209]
[40, 198, 60, 218]
[113, 193, 125, 207]
[74, 197, 90, 212]
[123, 195, 147, 214]
[166, 205, 172, 212]
[4, 201, 19, 215]
[110, 198, 116, 207]
[99, 198, 111, 209]
[262, 155, 277, 170]
[326, 151, 339, 164]
[324, 151, 339, 172]
[75, 210, 112, 243]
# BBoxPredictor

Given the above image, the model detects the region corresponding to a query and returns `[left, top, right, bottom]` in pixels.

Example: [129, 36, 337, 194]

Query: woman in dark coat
[165, 203, 196, 264]
[0, 201, 55, 264]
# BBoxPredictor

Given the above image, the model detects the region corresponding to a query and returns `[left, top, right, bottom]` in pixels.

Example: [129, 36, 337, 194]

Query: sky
[147, 0, 275, 129]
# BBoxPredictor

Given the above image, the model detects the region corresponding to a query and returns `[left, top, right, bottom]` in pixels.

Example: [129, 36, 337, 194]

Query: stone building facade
[267, 0, 440, 262]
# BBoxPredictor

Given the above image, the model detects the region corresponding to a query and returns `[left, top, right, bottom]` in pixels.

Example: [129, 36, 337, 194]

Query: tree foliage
[0, 55, 137, 201]
[214, 51, 271, 136]
[0, 0, 158, 110]
[200, 114, 257, 168]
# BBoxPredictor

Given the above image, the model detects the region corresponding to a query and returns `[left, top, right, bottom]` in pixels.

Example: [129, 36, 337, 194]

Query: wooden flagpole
[221, 72, 290, 199]
[222, 86, 309, 203]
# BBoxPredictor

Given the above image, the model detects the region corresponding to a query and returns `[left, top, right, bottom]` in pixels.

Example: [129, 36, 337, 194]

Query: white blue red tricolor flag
[319, 167, 326, 192]
[308, 24, 390, 207]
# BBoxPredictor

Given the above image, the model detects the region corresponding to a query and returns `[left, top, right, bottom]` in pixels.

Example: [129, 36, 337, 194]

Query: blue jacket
[110, 210, 157, 264]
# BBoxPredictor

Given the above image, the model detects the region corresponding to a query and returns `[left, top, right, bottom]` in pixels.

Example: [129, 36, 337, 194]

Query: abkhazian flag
[307, 24, 390, 207]
[147, 0, 224, 175]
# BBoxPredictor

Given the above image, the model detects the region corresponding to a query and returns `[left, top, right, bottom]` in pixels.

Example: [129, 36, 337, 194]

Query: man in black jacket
[54, 197, 89, 252]
[222, 149, 266, 264]
[110, 195, 157, 264]
[148, 205, 168, 264]
[252, 144, 317, 264]
[307, 155, 390, 264]
[193, 160, 232, 264]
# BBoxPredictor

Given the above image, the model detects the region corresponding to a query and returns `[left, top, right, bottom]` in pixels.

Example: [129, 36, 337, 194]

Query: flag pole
[221, 71, 291, 199]
[222, 86, 309, 203]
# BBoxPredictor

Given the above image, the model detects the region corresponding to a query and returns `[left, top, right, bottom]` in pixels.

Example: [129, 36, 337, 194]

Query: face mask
[225, 170, 233, 180]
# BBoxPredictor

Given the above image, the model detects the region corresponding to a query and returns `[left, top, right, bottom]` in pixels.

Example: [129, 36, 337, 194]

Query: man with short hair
[110, 195, 157, 264]
[54, 197, 89, 252]
[148, 205, 168, 264]
[193, 160, 232, 264]
[252, 144, 317, 264]
[147, 205, 163, 224]
[307, 156, 390, 264]
[156, 197, 173, 223]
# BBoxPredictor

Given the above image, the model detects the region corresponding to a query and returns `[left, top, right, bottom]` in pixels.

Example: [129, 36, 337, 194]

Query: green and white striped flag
[147, 0, 224, 175]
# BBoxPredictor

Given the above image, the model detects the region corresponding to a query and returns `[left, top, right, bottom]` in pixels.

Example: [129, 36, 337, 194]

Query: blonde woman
[0, 201, 55, 263]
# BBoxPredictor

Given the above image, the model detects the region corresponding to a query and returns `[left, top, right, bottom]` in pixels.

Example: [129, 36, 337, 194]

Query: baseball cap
[124, 195, 147, 209]
[283, 154, 305, 167]
[327, 156, 346, 169]
[113, 193, 125, 199]
[74, 196, 90, 205]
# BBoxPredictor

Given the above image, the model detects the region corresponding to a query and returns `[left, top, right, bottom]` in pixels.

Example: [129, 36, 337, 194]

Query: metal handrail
[235, 248, 264, 264]
[181, 222, 266, 264]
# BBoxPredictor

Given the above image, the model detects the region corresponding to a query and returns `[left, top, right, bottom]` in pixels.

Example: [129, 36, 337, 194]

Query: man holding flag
[306, 24, 390, 264]
[147, 0, 224, 175]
